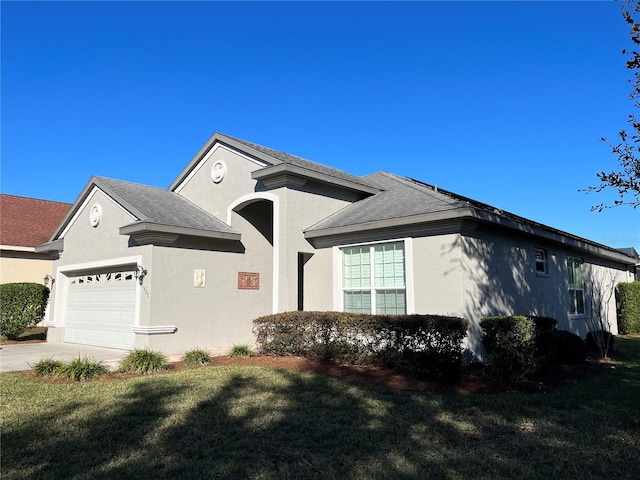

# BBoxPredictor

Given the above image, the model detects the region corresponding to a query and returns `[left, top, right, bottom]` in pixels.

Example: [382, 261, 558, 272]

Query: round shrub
[119, 349, 169, 374]
[538, 330, 586, 366]
[0, 283, 50, 340]
[182, 348, 212, 367]
[586, 330, 614, 354]
[480, 316, 536, 382]
[526, 316, 558, 336]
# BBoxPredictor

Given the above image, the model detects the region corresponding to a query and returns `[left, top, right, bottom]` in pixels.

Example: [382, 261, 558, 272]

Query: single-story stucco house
[37, 132, 637, 357]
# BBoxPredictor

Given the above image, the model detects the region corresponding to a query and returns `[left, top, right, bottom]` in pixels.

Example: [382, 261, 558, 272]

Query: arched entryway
[228, 193, 279, 314]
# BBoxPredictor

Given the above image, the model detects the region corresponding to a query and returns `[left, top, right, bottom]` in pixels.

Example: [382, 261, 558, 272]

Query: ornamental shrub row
[480, 316, 536, 382]
[481, 315, 588, 382]
[0, 283, 50, 340]
[617, 282, 640, 334]
[253, 312, 468, 378]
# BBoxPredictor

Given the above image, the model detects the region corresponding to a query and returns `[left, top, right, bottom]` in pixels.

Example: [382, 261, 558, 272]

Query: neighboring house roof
[170, 132, 381, 195]
[41, 176, 240, 251]
[0, 194, 71, 248]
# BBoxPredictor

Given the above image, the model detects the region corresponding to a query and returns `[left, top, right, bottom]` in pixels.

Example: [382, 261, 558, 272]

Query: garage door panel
[65, 271, 136, 350]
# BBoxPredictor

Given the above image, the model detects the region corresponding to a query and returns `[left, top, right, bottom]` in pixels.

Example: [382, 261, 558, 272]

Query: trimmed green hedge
[617, 282, 640, 334]
[253, 312, 468, 378]
[0, 283, 49, 340]
[480, 316, 536, 382]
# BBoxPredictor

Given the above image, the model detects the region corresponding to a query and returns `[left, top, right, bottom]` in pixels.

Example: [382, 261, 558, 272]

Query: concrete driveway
[0, 343, 181, 373]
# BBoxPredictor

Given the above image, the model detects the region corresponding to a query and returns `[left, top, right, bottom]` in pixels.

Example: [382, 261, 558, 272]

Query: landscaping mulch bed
[12, 328, 612, 394]
[202, 353, 612, 394]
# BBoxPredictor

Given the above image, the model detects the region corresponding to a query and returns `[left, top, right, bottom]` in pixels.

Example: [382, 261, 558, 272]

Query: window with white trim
[567, 256, 584, 315]
[342, 241, 406, 314]
[535, 248, 548, 274]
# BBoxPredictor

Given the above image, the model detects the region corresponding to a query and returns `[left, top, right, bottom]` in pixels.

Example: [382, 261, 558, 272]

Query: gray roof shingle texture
[219, 134, 381, 190]
[306, 172, 468, 231]
[96, 177, 238, 234]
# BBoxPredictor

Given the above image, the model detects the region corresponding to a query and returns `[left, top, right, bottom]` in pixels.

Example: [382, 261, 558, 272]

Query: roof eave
[120, 221, 241, 242]
[34, 238, 65, 255]
[304, 208, 476, 246]
[472, 210, 637, 265]
[252, 163, 381, 195]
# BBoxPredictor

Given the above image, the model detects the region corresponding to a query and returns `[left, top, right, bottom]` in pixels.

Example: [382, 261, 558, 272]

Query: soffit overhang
[120, 221, 241, 246]
[305, 206, 637, 266]
[252, 163, 381, 195]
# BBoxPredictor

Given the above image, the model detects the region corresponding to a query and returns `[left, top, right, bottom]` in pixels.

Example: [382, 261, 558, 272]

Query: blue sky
[2, 0, 638, 249]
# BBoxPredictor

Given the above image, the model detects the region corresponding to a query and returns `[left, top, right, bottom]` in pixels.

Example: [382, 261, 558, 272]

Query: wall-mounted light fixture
[134, 265, 147, 285]
[44, 275, 55, 287]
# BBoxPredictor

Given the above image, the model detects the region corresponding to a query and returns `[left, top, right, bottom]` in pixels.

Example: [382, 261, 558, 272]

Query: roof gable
[48, 176, 239, 245]
[169, 132, 381, 195]
[0, 194, 71, 248]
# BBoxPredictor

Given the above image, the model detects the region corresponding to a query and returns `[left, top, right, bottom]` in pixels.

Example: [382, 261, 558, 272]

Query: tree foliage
[0, 283, 49, 340]
[587, 0, 640, 211]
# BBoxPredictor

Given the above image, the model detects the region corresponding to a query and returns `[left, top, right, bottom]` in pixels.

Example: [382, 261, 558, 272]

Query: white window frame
[567, 256, 585, 316]
[535, 247, 548, 275]
[333, 238, 414, 314]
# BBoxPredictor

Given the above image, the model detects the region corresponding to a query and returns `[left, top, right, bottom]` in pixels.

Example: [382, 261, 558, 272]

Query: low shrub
[229, 344, 255, 357]
[31, 357, 65, 377]
[538, 330, 587, 366]
[0, 283, 50, 340]
[56, 356, 109, 381]
[525, 316, 558, 335]
[586, 330, 615, 355]
[182, 348, 212, 367]
[617, 282, 640, 334]
[254, 312, 468, 379]
[119, 349, 168, 374]
[480, 316, 536, 382]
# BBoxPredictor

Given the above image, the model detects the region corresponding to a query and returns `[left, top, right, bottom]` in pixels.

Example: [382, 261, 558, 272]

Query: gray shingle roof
[215, 133, 382, 190]
[95, 177, 238, 234]
[305, 171, 468, 231]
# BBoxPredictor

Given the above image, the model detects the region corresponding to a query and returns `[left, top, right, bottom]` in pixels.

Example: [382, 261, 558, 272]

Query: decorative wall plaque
[211, 160, 227, 183]
[238, 272, 259, 290]
[194, 269, 206, 288]
[89, 204, 102, 227]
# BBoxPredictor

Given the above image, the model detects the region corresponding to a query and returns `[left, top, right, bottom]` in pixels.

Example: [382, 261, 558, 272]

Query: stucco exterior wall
[47, 188, 153, 344]
[0, 252, 54, 285]
[174, 144, 263, 219]
[276, 185, 362, 312]
[459, 227, 631, 358]
[411, 234, 465, 317]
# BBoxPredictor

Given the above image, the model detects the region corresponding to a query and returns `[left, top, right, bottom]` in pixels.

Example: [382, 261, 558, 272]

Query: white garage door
[65, 271, 136, 349]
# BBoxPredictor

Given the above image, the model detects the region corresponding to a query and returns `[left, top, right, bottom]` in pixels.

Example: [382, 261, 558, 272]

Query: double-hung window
[342, 241, 406, 314]
[567, 257, 584, 315]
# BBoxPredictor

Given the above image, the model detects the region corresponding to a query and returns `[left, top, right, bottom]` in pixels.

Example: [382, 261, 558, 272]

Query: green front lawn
[2, 337, 640, 479]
